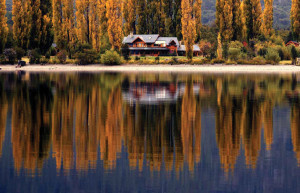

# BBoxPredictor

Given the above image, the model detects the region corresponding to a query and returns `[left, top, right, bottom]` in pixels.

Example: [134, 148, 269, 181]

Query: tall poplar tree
[98, 0, 110, 52]
[291, 0, 300, 40]
[262, 0, 273, 37]
[123, 0, 136, 35]
[232, 0, 242, 40]
[62, 0, 76, 52]
[90, 0, 101, 51]
[106, 0, 122, 50]
[216, 0, 233, 42]
[181, 0, 196, 59]
[243, 0, 262, 40]
[29, 0, 42, 50]
[13, 0, 32, 49]
[0, 0, 8, 53]
[76, 0, 91, 44]
[194, 0, 202, 41]
[52, 0, 64, 48]
[39, 0, 54, 54]
[216, 0, 241, 41]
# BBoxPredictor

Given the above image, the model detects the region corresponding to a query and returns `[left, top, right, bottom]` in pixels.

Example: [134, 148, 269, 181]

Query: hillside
[202, 0, 292, 29]
[6, 0, 292, 29]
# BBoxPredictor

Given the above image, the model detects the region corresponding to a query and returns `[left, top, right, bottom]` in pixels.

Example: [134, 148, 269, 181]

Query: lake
[0, 72, 299, 193]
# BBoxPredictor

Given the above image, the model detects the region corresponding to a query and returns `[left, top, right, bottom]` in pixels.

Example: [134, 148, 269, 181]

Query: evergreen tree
[106, 0, 122, 50]
[232, 0, 242, 40]
[291, 0, 300, 40]
[29, 0, 42, 50]
[262, 0, 274, 37]
[136, 0, 147, 34]
[194, 0, 202, 41]
[174, 0, 182, 39]
[13, 0, 32, 49]
[181, 0, 196, 59]
[0, 0, 8, 53]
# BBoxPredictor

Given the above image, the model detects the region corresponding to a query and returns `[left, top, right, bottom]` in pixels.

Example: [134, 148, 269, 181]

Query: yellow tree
[98, 0, 110, 51]
[106, 0, 123, 50]
[76, 0, 90, 44]
[13, 0, 32, 49]
[62, 0, 77, 52]
[194, 0, 202, 41]
[181, 0, 196, 59]
[90, 0, 101, 51]
[0, 0, 8, 53]
[262, 0, 273, 37]
[216, 0, 234, 42]
[52, 0, 64, 48]
[240, 1, 247, 40]
[232, 0, 242, 40]
[291, 0, 300, 40]
[123, 0, 136, 35]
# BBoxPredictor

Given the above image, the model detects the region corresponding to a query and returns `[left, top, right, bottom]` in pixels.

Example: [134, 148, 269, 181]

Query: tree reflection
[11, 82, 53, 175]
[291, 100, 300, 165]
[0, 73, 298, 176]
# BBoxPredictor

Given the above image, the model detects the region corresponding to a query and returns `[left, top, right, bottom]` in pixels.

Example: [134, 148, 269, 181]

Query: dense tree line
[0, 0, 299, 60]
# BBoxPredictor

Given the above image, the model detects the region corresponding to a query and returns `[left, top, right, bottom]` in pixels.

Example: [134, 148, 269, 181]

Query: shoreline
[0, 64, 300, 73]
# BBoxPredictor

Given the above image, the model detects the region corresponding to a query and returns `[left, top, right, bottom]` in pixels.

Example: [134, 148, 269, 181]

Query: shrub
[291, 46, 298, 65]
[57, 50, 67, 64]
[229, 41, 244, 49]
[228, 48, 241, 61]
[135, 56, 140, 61]
[258, 48, 267, 56]
[251, 56, 266, 65]
[75, 48, 98, 65]
[0, 54, 6, 64]
[265, 48, 280, 64]
[100, 50, 122, 65]
[14, 47, 25, 60]
[155, 56, 160, 63]
[211, 58, 225, 64]
[28, 49, 42, 64]
[40, 57, 49, 65]
[4, 49, 17, 64]
[171, 57, 178, 64]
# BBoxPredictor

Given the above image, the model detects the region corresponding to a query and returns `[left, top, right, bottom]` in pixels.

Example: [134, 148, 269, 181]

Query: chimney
[130, 32, 134, 38]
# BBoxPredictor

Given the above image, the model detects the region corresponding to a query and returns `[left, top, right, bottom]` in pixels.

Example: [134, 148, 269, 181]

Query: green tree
[291, 0, 300, 40]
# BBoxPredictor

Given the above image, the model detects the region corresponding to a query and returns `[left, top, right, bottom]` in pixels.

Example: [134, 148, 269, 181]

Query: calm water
[0, 72, 299, 193]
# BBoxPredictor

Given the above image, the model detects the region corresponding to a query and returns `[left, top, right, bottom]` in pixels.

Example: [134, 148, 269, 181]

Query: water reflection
[0, 72, 299, 181]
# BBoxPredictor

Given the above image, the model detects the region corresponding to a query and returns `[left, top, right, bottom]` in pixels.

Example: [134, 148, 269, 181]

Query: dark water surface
[0, 72, 299, 193]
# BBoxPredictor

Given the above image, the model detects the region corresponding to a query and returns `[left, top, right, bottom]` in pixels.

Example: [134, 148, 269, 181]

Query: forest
[0, 0, 299, 64]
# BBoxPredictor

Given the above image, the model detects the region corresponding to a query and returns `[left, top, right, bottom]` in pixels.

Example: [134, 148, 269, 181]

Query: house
[286, 41, 300, 47]
[122, 33, 200, 56]
[177, 45, 201, 56]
